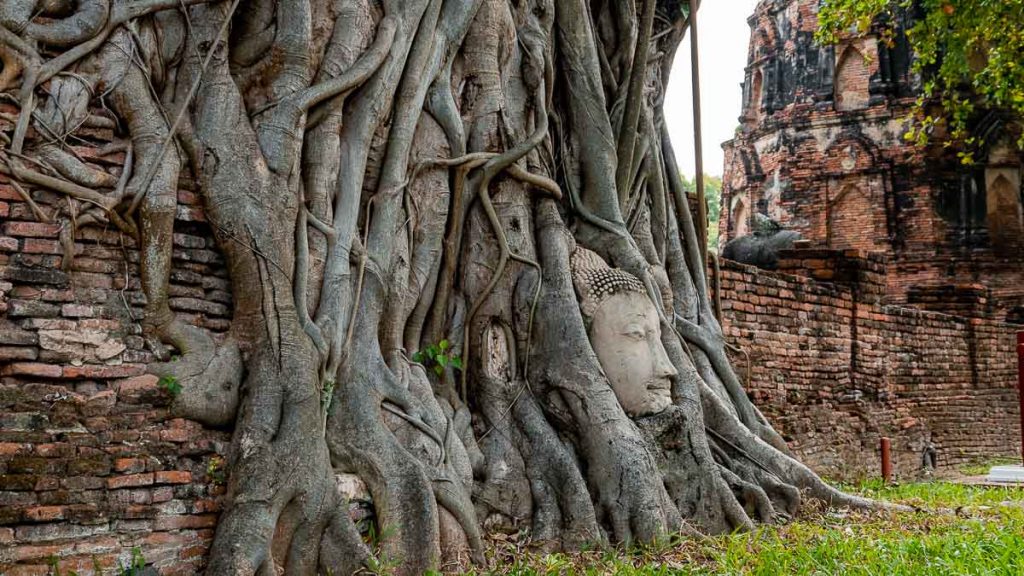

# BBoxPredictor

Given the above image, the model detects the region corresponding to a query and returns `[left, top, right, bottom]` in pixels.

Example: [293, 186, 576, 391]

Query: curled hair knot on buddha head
[570, 247, 647, 320]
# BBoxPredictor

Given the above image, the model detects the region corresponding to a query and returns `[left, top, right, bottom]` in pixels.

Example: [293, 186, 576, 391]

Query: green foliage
[116, 548, 147, 576]
[680, 173, 723, 250]
[475, 481, 1024, 575]
[411, 339, 464, 377]
[817, 0, 1024, 157]
[157, 374, 181, 397]
[363, 523, 400, 575]
[206, 456, 226, 485]
[321, 377, 336, 419]
[46, 555, 74, 576]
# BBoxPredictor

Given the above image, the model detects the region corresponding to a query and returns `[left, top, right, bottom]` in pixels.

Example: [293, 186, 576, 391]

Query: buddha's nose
[651, 341, 677, 380]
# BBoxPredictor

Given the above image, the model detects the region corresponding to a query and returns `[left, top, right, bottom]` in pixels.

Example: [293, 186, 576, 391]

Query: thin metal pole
[1017, 331, 1023, 463]
[688, 0, 708, 267]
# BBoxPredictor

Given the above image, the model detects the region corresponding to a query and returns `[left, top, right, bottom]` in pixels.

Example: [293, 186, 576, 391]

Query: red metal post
[880, 437, 892, 484]
[1017, 332, 1024, 463]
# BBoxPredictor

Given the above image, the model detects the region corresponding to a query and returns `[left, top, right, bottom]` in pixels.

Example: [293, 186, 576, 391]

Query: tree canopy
[681, 173, 722, 250]
[817, 0, 1024, 158]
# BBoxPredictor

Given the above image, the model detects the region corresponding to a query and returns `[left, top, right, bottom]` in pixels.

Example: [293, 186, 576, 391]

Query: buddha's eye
[622, 325, 647, 340]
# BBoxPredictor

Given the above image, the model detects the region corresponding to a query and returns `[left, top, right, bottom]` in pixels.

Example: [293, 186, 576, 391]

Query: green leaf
[411, 351, 424, 364]
[433, 365, 444, 376]
[450, 356, 463, 370]
[439, 339, 450, 351]
[435, 354, 449, 368]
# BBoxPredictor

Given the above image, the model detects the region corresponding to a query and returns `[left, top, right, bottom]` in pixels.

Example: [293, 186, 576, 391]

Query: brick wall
[0, 115, 229, 573]
[719, 251, 1022, 480]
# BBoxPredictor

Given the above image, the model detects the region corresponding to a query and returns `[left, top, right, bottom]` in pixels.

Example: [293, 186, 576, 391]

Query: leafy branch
[817, 0, 1024, 158]
[411, 339, 463, 377]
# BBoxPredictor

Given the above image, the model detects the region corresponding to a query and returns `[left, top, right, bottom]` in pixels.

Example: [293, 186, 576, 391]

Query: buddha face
[588, 291, 676, 417]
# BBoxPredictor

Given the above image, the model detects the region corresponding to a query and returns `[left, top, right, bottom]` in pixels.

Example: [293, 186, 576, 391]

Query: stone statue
[571, 248, 676, 417]
[722, 214, 802, 269]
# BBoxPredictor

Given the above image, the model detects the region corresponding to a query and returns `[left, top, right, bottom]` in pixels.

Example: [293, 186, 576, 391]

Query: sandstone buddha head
[571, 248, 676, 417]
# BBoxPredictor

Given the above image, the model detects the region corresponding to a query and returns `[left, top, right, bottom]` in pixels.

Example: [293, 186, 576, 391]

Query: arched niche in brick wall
[834, 44, 870, 112]
[827, 181, 885, 252]
[731, 196, 751, 239]
[748, 69, 764, 122]
[985, 170, 1024, 249]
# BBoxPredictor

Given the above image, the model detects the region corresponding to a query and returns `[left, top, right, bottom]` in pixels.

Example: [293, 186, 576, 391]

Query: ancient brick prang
[721, 0, 1024, 321]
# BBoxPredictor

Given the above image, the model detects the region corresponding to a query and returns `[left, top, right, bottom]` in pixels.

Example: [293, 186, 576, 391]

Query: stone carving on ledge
[571, 247, 676, 417]
[722, 215, 802, 270]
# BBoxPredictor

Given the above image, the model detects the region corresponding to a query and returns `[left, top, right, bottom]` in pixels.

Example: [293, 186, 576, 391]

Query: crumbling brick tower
[720, 0, 1024, 322]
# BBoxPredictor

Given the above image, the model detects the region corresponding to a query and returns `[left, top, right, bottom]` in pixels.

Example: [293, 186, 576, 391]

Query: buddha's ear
[650, 265, 673, 314]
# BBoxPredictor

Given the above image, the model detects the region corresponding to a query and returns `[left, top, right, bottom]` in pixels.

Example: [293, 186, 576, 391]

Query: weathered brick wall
[719, 253, 1022, 480]
[0, 120, 229, 573]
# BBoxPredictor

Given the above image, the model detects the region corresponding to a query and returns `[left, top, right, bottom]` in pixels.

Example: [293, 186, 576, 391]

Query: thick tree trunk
[0, 0, 894, 573]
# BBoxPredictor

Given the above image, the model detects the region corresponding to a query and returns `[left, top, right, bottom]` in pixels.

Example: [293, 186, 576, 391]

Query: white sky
[664, 0, 760, 179]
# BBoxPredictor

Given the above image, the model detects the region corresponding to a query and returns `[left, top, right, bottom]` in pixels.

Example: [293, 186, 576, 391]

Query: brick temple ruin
[716, 0, 1024, 483]
[714, 0, 1022, 483]
[0, 2, 1022, 572]
[720, 0, 1024, 320]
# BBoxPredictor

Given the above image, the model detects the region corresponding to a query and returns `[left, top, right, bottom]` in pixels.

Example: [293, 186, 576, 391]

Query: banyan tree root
[0, 0, 895, 573]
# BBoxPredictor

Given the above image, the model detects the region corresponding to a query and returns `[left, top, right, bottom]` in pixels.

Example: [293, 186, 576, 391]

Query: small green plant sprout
[46, 555, 78, 576]
[116, 547, 147, 576]
[157, 374, 181, 396]
[411, 339, 463, 377]
[207, 456, 227, 485]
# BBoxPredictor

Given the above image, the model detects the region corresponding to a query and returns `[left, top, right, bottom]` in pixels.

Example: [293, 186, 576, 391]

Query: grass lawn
[470, 479, 1024, 575]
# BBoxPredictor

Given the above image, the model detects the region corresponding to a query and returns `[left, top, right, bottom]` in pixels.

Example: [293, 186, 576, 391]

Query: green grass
[468, 481, 1024, 575]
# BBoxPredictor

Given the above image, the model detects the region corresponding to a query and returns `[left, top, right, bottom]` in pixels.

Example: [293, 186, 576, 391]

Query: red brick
[106, 473, 154, 489]
[155, 470, 192, 485]
[143, 531, 192, 546]
[179, 544, 208, 560]
[154, 514, 217, 531]
[61, 303, 95, 318]
[34, 443, 72, 458]
[0, 346, 38, 361]
[0, 236, 17, 251]
[0, 362, 62, 378]
[193, 498, 220, 513]
[152, 486, 175, 503]
[33, 477, 59, 491]
[2, 565, 52, 576]
[2, 221, 61, 238]
[9, 543, 64, 562]
[114, 458, 147, 473]
[21, 238, 61, 254]
[0, 442, 29, 456]
[63, 364, 145, 379]
[22, 505, 65, 522]
[0, 184, 20, 200]
[159, 429, 191, 443]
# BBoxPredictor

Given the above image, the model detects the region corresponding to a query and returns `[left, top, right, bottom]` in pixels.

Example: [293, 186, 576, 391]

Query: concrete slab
[986, 465, 1024, 484]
